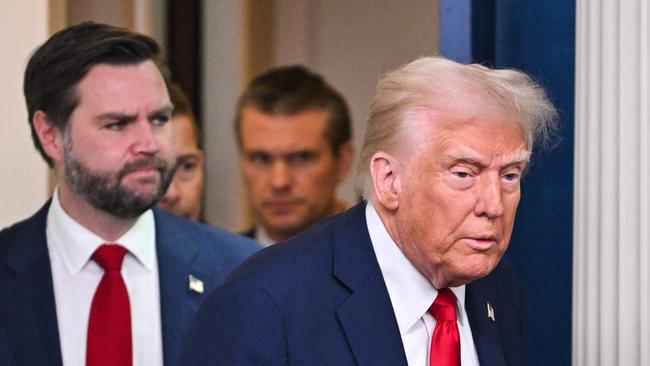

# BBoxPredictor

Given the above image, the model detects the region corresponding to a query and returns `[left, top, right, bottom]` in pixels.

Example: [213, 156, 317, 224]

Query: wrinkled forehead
[401, 104, 528, 159]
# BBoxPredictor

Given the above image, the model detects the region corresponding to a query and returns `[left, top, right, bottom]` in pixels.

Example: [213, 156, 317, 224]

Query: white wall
[0, 1, 50, 228]
[201, 0, 247, 230]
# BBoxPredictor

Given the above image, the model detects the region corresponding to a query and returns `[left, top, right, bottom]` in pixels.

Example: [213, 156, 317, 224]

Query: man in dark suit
[0, 22, 258, 366]
[234, 66, 354, 246]
[182, 57, 557, 365]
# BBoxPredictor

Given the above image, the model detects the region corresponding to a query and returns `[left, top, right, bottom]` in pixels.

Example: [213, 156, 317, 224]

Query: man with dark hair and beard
[0, 22, 258, 366]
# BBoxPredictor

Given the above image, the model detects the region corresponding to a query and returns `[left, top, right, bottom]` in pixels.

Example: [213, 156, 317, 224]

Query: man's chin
[86, 183, 166, 219]
[454, 258, 501, 284]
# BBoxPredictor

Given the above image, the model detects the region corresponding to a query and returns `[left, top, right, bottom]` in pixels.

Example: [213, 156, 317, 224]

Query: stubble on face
[63, 130, 176, 219]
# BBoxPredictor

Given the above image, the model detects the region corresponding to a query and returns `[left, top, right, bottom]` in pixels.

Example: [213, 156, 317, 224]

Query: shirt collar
[47, 187, 157, 275]
[254, 225, 276, 247]
[365, 202, 467, 335]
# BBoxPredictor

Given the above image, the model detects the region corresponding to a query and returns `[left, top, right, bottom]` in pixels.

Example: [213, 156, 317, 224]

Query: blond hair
[356, 56, 558, 198]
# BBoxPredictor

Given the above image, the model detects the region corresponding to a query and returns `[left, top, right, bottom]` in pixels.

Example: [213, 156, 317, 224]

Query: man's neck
[262, 198, 350, 244]
[57, 184, 138, 241]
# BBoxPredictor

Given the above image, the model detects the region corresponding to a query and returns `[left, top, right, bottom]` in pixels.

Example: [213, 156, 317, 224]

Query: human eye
[178, 157, 198, 172]
[447, 165, 476, 189]
[248, 152, 272, 166]
[452, 170, 472, 179]
[287, 151, 316, 166]
[151, 113, 170, 126]
[105, 120, 127, 131]
[450, 165, 476, 179]
[175, 157, 198, 180]
[500, 167, 522, 191]
[502, 172, 520, 182]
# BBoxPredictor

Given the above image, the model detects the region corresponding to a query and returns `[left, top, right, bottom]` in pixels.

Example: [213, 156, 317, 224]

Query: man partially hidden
[182, 56, 557, 365]
[157, 83, 205, 221]
[235, 66, 354, 245]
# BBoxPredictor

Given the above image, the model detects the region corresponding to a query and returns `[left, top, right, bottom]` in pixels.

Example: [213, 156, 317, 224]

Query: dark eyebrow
[285, 150, 317, 157]
[94, 104, 174, 122]
[95, 112, 136, 123]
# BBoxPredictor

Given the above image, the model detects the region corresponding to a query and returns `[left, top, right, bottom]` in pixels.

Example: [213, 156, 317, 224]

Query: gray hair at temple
[355, 56, 558, 198]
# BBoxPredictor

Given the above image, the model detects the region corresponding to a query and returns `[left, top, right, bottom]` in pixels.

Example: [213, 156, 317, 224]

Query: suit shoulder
[0, 203, 48, 253]
[489, 259, 524, 285]
[481, 258, 526, 310]
[222, 211, 341, 289]
[153, 208, 260, 262]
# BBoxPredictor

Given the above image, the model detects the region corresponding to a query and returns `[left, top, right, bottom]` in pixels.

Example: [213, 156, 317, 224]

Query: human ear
[33, 111, 64, 164]
[369, 151, 401, 211]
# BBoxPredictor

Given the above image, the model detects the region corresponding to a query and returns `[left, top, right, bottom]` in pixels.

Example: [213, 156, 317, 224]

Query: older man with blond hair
[182, 56, 557, 366]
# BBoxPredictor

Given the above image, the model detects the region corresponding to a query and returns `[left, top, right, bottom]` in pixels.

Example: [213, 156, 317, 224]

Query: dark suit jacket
[0, 201, 260, 366]
[182, 203, 527, 365]
[240, 227, 256, 239]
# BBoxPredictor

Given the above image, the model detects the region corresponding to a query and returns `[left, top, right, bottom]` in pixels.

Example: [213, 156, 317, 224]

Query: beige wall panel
[0, 0, 50, 227]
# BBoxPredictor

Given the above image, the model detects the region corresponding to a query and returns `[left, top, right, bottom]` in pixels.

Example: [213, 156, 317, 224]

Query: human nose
[270, 161, 291, 190]
[132, 120, 160, 155]
[160, 178, 180, 207]
[474, 174, 504, 219]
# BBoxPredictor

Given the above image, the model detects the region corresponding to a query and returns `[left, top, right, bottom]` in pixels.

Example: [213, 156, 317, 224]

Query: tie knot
[429, 288, 457, 321]
[92, 244, 127, 271]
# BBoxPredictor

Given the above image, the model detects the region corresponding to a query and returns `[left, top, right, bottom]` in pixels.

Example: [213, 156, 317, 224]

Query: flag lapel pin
[188, 274, 204, 294]
[487, 302, 495, 322]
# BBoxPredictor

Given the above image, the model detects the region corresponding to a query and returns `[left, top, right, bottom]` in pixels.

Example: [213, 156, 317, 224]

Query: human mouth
[120, 158, 167, 180]
[262, 199, 302, 213]
[463, 234, 499, 251]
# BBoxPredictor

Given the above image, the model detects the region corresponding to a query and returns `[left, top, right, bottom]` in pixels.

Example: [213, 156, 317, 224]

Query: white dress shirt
[46, 189, 163, 366]
[254, 225, 276, 247]
[366, 203, 480, 366]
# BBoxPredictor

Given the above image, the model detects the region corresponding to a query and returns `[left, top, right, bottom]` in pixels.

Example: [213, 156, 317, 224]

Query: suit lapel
[154, 210, 208, 366]
[1, 202, 63, 365]
[466, 278, 507, 366]
[332, 204, 408, 366]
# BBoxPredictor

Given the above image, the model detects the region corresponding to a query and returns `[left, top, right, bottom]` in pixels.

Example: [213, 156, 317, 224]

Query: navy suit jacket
[182, 203, 527, 365]
[0, 201, 259, 366]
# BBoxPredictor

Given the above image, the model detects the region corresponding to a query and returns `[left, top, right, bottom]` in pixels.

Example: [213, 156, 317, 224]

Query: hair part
[356, 56, 558, 198]
[23, 21, 171, 166]
[234, 65, 352, 156]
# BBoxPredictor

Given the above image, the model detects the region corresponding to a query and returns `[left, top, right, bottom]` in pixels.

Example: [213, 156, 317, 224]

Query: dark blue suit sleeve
[180, 279, 288, 365]
[0, 324, 13, 365]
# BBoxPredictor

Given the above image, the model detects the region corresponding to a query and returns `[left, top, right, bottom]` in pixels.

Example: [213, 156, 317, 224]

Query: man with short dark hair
[183, 56, 557, 365]
[157, 83, 205, 221]
[0, 22, 258, 366]
[235, 65, 354, 245]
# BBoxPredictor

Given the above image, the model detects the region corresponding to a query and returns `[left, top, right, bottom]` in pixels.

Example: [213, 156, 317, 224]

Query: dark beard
[63, 136, 175, 219]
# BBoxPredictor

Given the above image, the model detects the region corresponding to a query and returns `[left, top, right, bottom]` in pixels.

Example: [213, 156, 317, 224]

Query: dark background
[441, 1, 575, 364]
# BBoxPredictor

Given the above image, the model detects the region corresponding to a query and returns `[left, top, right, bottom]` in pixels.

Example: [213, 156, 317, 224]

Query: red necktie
[87, 244, 132, 366]
[429, 288, 460, 366]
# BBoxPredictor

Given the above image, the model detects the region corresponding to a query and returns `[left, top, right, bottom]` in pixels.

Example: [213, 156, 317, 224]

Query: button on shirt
[366, 203, 480, 366]
[46, 190, 163, 366]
